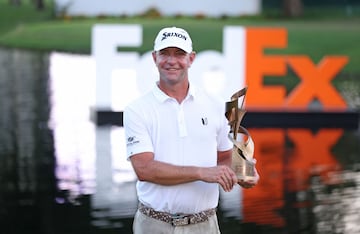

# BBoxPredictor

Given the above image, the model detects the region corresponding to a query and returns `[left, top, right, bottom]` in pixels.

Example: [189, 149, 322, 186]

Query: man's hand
[200, 165, 238, 192]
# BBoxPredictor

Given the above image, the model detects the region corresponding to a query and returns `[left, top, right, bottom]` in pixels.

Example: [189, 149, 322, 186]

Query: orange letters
[246, 28, 288, 109]
[245, 28, 349, 110]
[286, 56, 348, 110]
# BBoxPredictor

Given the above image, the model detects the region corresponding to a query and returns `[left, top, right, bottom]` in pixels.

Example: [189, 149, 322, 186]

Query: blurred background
[0, 0, 359, 233]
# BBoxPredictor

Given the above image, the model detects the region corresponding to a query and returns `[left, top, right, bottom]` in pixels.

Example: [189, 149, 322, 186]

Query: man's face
[152, 47, 195, 85]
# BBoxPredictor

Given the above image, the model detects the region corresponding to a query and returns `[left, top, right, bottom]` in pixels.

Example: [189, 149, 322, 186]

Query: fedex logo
[92, 25, 348, 111]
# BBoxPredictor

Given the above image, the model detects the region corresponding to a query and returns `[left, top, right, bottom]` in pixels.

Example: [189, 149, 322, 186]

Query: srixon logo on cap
[161, 31, 188, 41]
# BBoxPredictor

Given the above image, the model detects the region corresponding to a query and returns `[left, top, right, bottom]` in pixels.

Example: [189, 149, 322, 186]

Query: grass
[0, 0, 359, 73]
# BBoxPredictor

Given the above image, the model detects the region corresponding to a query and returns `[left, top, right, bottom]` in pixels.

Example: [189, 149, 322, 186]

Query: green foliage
[0, 0, 54, 35]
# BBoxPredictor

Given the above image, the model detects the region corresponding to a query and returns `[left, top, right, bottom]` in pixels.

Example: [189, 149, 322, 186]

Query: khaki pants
[133, 210, 221, 234]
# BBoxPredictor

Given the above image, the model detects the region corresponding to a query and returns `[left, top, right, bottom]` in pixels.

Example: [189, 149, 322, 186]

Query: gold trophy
[225, 87, 257, 181]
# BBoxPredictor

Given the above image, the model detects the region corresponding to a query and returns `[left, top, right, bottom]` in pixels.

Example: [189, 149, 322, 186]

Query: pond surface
[0, 48, 359, 234]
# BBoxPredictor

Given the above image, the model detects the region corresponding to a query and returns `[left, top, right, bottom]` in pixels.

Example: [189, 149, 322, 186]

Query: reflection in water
[311, 170, 360, 234]
[0, 49, 360, 233]
[0, 48, 56, 233]
[50, 52, 97, 202]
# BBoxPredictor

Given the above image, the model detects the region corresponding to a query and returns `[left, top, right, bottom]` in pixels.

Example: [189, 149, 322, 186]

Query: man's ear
[189, 51, 196, 65]
[152, 51, 157, 63]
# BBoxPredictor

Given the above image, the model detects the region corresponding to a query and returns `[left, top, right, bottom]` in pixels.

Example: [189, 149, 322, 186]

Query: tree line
[7, 0, 305, 17]
[8, 0, 45, 10]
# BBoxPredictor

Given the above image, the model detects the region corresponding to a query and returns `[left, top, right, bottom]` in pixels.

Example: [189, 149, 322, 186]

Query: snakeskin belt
[138, 203, 216, 226]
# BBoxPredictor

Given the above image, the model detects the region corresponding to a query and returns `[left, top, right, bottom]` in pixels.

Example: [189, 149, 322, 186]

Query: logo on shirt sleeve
[201, 117, 208, 125]
[127, 136, 140, 146]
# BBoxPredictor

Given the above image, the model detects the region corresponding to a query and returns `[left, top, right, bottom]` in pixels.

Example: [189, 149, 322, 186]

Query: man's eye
[176, 51, 186, 56]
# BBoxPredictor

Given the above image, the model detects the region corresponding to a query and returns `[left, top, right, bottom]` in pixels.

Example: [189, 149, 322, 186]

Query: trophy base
[231, 149, 256, 181]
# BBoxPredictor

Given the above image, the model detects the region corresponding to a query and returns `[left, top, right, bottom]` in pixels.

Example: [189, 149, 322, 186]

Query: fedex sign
[92, 24, 348, 111]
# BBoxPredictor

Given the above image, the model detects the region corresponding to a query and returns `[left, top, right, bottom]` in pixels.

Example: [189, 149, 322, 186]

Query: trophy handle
[225, 87, 248, 140]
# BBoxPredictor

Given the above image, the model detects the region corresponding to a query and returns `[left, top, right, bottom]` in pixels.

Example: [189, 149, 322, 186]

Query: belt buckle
[171, 214, 189, 226]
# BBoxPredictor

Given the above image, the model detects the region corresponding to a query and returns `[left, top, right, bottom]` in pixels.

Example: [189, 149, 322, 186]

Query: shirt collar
[152, 82, 196, 103]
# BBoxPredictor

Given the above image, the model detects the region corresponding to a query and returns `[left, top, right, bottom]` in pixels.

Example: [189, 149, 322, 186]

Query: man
[124, 26, 259, 234]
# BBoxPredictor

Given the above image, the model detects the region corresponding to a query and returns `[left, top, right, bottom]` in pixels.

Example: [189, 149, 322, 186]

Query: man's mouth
[166, 68, 178, 71]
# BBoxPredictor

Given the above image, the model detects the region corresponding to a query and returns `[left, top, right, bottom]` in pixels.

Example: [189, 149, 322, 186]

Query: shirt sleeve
[216, 101, 233, 152]
[123, 104, 154, 160]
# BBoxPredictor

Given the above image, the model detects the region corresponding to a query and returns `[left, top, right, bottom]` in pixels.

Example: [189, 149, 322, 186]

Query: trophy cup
[225, 87, 257, 181]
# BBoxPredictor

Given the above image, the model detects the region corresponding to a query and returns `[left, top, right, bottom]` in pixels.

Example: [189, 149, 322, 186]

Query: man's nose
[166, 55, 176, 63]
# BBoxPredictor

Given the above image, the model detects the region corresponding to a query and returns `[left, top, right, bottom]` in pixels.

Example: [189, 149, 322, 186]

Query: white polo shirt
[124, 83, 232, 214]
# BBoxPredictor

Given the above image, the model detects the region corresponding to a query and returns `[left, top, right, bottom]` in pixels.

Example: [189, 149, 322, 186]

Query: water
[0, 48, 360, 234]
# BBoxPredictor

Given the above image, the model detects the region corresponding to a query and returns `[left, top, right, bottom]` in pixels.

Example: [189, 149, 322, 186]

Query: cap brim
[154, 40, 192, 53]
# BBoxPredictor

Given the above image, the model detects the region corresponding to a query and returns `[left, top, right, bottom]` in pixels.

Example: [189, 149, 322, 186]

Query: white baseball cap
[154, 27, 193, 53]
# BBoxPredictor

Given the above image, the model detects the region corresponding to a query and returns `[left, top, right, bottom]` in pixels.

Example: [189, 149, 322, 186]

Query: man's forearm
[217, 149, 232, 167]
[132, 157, 202, 185]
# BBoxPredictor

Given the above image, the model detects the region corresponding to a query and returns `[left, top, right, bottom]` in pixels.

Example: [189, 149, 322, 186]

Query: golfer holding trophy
[125, 26, 259, 234]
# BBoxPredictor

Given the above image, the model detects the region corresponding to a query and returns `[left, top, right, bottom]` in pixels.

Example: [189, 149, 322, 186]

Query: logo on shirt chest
[201, 117, 208, 125]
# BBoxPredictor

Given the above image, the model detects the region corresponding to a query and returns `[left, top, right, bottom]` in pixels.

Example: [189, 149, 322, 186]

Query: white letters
[92, 24, 246, 110]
